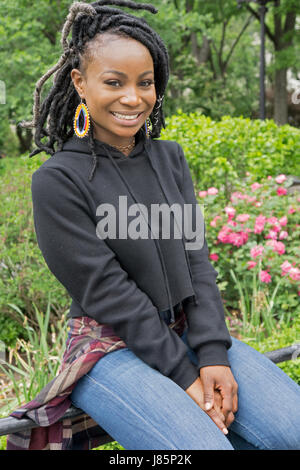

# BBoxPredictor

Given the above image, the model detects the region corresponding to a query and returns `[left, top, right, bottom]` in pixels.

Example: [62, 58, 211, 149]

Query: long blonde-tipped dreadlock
[20, 0, 170, 178]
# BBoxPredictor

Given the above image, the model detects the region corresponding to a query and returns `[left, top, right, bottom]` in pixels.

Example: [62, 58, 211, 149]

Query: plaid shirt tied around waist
[6, 305, 187, 450]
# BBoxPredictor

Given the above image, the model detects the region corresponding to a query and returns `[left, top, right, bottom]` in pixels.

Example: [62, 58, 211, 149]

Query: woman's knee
[227, 336, 300, 450]
[70, 347, 234, 450]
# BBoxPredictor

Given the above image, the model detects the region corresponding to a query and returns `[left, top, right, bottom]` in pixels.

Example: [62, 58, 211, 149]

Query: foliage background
[0, 0, 299, 450]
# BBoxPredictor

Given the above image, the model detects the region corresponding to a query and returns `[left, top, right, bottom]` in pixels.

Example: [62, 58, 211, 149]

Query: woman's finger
[220, 385, 234, 421]
[200, 373, 215, 411]
[207, 408, 229, 435]
[232, 389, 239, 414]
[224, 411, 235, 428]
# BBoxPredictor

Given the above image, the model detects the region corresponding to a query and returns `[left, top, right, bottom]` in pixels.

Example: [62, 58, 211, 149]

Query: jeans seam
[79, 372, 178, 450]
[233, 418, 274, 450]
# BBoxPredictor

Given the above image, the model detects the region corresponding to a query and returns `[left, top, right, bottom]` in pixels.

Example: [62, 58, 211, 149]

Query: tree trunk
[16, 126, 33, 155]
[246, 1, 296, 125]
[274, 67, 288, 125]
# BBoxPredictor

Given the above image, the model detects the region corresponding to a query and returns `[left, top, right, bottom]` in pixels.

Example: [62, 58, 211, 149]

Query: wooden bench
[1, 343, 299, 442]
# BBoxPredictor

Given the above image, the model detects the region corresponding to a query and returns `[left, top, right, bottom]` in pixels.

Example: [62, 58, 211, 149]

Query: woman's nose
[119, 87, 142, 105]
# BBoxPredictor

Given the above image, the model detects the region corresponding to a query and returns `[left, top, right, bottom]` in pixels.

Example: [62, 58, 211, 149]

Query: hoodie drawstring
[99, 144, 177, 324]
[144, 145, 199, 308]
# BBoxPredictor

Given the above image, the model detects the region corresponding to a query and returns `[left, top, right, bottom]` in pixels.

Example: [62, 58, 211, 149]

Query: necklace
[111, 137, 135, 153]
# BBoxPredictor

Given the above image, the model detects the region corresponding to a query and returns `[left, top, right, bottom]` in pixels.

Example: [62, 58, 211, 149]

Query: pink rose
[199, 191, 207, 197]
[250, 245, 264, 258]
[271, 223, 281, 233]
[289, 268, 300, 281]
[281, 261, 292, 273]
[254, 224, 264, 234]
[207, 187, 218, 195]
[217, 226, 231, 243]
[256, 215, 266, 225]
[267, 216, 278, 225]
[266, 240, 285, 255]
[277, 187, 287, 196]
[228, 232, 248, 247]
[225, 206, 236, 218]
[260, 270, 271, 283]
[278, 241, 286, 251]
[279, 215, 288, 226]
[267, 176, 272, 180]
[231, 191, 246, 201]
[236, 214, 250, 222]
[275, 174, 286, 184]
[251, 182, 262, 191]
[247, 261, 257, 269]
[209, 253, 219, 261]
[279, 231, 288, 240]
[288, 207, 295, 214]
[265, 230, 277, 240]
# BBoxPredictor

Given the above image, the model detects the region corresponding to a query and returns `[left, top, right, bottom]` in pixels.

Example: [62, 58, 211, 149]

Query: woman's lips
[110, 111, 144, 126]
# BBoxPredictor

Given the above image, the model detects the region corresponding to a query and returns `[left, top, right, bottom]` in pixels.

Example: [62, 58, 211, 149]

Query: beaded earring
[74, 99, 90, 138]
[145, 117, 152, 138]
[144, 94, 164, 138]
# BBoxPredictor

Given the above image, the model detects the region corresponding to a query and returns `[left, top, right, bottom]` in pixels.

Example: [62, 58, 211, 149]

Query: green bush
[244, 315, 300, 385]
[161, 111, 300, 200]
[0, 153, 71, 347]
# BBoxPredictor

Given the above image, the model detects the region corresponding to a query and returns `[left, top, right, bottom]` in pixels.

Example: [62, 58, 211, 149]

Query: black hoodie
[31, 128, 232, 391]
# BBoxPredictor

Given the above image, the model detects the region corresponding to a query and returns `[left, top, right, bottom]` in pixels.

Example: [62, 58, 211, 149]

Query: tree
[0, 0, 72, 154]
[241, 0, 300, 125]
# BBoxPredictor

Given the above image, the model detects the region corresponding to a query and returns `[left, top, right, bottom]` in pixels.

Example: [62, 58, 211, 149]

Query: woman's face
[71, 33, 157, 146]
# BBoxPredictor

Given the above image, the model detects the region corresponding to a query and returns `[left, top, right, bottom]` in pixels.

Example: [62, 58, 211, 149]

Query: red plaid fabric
[6, 308, 187, 450]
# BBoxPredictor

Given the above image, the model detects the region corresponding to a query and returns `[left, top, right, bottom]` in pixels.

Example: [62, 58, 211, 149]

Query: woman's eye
[105, 80, 154, 87]
[141, 80, 155, 87]
[105, 80, 121, 87]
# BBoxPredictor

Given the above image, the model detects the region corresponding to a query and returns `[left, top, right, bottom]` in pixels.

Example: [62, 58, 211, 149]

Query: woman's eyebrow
[101, 70, 154, 77]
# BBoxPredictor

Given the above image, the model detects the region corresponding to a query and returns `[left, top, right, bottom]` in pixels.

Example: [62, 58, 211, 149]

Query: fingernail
[205, 403, 212, 410]
[223, 428, 228, 435]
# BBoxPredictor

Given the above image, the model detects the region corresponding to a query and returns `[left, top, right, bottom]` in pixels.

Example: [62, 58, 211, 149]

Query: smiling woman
[8, 0, 300, 452]
[70, 33, 157, 147]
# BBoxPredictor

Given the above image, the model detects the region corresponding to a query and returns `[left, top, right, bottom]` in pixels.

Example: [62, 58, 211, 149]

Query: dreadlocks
[20, 0, 170, 172]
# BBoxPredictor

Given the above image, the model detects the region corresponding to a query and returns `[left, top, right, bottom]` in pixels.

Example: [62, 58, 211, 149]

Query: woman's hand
[185, 376, 229, 435]
[199, 365, 239, 429]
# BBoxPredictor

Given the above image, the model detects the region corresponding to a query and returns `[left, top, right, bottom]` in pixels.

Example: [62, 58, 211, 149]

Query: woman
[7, 0, 300, 450]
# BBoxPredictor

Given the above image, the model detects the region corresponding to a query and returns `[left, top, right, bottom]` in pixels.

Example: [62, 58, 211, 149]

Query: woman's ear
[71, 68, 85, 99]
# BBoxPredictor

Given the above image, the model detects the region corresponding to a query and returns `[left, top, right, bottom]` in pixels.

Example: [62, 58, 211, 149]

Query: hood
[60, 128, 198, 323]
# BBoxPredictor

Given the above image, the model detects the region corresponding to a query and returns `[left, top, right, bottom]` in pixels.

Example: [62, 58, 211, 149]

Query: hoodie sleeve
[31, 166, 199, 390]
[176, 143, 232, 369]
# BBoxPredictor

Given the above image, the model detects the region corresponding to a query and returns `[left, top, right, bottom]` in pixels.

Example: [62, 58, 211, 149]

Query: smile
[111, 111, 143, 120]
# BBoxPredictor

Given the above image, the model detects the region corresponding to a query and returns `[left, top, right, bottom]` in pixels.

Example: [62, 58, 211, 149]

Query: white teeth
[112, 112, 139, 120]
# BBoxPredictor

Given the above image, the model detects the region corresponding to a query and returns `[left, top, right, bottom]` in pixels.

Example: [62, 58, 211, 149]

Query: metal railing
[1, 343, 299, 438]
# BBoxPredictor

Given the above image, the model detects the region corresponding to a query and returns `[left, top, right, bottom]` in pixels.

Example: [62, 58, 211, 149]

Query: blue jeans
[70, 312, 300, 450]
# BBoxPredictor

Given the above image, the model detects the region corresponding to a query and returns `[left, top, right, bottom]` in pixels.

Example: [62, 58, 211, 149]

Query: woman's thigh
[181, 330, 300, 450]
[70, 346, 234, 450]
